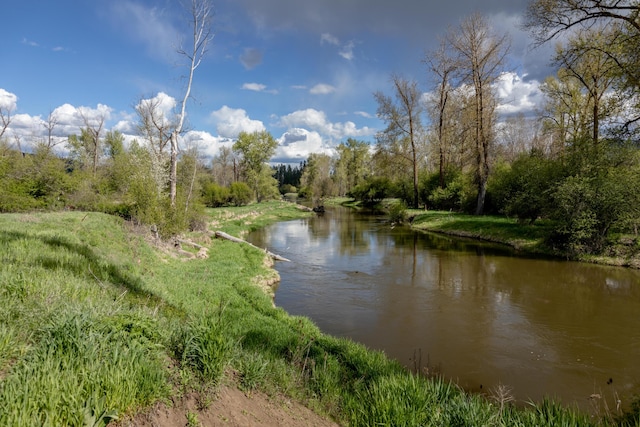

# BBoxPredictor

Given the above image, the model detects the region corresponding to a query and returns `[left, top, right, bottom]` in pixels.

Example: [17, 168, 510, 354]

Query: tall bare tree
[447, 13, 510, 215]
[212, 145, 236, 187]
[374, 74, 424, 208]
[136, 95, 174, 158]
[169, 0, 214, 207]
[0, 102, 14, 142]
[524, 0, 640, 44]
[42, 109, 62, 152]
[135, 95, 175, 193]
[77, 107, 107, 175]
[424, 40, 457, 188]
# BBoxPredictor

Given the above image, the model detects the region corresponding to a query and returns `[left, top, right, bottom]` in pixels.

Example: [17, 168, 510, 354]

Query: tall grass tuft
[0, 311, 167, 426]
[170, 311, 233, 385]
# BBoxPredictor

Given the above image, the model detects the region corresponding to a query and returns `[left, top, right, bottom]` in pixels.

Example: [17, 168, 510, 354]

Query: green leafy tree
[552, 27, 623, 145]
[334, 138, 371, 196]
[525, 0, 640, 136]
[233, 130, 279, 202]
[299, 153, 335, 207]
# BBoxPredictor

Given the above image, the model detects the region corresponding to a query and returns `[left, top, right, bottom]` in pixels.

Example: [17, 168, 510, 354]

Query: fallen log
[175, 238, 207, 250]
[214, 231, 291, 262]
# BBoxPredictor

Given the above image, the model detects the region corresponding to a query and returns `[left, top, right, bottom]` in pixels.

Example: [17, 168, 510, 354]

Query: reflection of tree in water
[370, 222, 640, 410]
[255, 206, 640, 411]
[307, 207, 374, 257]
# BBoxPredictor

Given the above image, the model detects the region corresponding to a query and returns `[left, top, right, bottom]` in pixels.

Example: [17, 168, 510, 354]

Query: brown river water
[247, 207, 640, 413]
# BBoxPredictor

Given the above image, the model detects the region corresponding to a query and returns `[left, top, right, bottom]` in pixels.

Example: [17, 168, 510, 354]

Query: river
[246, 206, 640, 412]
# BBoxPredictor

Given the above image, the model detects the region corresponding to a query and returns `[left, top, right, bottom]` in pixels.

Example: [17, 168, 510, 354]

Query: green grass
[1, 205, 638, 426]
[409, 210, 556, 253]
[206, 199, 313, 237]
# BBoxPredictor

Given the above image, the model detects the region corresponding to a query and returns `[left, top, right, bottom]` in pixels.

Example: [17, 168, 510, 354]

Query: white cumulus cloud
[275, 128, 332, 161]
[495, 72, 543, 116]
[181, 130, 233, 160]
[242, 83, 278, 94]
[0, 88, 18, 110]
[209, 105, 265, 138]
[278, 108, 375, 140]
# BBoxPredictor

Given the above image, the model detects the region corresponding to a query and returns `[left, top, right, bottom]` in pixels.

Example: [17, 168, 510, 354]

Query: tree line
[295, 2, 640, 257]
[1, 0, 639, 257]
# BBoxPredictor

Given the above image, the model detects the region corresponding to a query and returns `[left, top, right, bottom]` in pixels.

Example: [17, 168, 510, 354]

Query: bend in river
[247, 206, 640, 413]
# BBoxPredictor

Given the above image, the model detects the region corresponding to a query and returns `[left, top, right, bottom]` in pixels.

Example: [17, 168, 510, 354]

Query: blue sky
[1, 0, 553, 164]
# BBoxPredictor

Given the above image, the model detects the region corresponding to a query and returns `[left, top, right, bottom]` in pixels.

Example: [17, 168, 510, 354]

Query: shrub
[229, 182, 253, 206]
[279, 184, 297, 194]
[488, 152, 560, 223]
[349, 177, 392, 204]
[388, 200, 407, 224]
[201, 182, 231, 207]
[421, 168, 475, 212]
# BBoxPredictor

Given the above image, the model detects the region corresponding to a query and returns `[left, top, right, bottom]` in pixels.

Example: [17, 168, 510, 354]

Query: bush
[279, 184, 297, 194]
[229, 182, 253, 206]
[0, 145, 71, 212]
[545, 142, 640, 255]
[201, 182, 231, 207]
[393, 179, 415, 207]
[387, 200, 407, 224]
[550, 173, 624, 255]
[421, 168, 475, 212]
[349, 177, 392, 204]
[488, 152, 560, 223]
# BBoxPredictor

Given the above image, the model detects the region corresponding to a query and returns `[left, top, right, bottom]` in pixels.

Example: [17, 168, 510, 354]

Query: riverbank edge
[224, 200, 637, 425]
[2, 203, 635, 426]
[407, 211, 640, 269]
[333, 197, 640, 269]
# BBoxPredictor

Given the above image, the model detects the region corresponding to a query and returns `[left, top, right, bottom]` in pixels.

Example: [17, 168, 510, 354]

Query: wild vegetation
[1, 0, 640, 425]
[2, 2, 639, 258]
[2, 204, 639, 426]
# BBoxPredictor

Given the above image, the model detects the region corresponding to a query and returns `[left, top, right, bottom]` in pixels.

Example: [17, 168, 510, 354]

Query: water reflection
[247, 207, 640, 412]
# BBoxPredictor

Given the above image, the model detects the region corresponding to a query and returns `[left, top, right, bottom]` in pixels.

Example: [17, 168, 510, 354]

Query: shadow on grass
[1, 230, 177, 312]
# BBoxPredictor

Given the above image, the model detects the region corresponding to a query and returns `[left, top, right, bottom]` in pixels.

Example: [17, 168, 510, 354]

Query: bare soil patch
[114, 383, 340, 427]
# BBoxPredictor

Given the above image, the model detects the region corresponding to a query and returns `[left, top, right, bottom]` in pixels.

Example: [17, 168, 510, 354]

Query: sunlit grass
[410, 210, 556, 253]
[1, 207, 637, 426]
[206, 199, 313, 237]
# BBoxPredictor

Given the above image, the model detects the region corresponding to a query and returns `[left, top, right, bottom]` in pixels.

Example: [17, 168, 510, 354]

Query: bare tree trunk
[78, 108, 106, 177]
[169, 132, 179, 206]
[171, 0, 213, 207]
[185, 150, 199, 215]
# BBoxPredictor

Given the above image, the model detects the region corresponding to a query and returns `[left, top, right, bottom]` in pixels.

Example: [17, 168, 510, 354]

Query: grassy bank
[402, 207, 640, 268]
[1, 201, 638, 426]
[408, 209, 555, 254]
